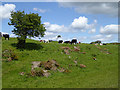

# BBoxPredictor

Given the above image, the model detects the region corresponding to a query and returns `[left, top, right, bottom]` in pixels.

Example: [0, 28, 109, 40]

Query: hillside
[2, 38, 118, 88]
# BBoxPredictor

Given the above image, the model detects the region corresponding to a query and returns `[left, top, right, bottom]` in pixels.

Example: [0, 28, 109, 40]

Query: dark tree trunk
[17, 35, 26, 48]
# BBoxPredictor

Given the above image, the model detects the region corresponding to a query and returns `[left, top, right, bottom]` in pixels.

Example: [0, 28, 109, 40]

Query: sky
[0, 1, 119, 43]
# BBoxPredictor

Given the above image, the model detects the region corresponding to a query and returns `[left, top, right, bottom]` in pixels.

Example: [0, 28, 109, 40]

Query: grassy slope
[2, 38, 118, 88]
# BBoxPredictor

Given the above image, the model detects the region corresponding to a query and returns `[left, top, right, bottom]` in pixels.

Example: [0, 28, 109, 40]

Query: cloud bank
[33, 8, 47, 13]
[58, 2, 118, 17]
[0, 4, 16, 19]
[100, 24, 118, 34]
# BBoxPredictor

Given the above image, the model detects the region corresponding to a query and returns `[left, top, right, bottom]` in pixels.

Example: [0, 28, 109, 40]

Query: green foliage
[8, 11, 46, 48]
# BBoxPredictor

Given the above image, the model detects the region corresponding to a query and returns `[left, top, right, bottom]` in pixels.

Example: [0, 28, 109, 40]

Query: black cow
[49, 40, 53, 42]
[0, 32, 2, 39]
[71, 39, 77, 44]
[58, 40, 63, 44]
[3, 34, 9, 40]
[103, 43, 107, 45]
[64, 41, 71, 44]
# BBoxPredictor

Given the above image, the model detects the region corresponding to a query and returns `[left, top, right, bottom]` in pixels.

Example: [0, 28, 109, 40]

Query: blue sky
[1, 2, 118, 43]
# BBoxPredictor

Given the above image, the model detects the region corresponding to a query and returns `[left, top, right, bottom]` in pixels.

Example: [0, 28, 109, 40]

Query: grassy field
[2, 38, 118, 88]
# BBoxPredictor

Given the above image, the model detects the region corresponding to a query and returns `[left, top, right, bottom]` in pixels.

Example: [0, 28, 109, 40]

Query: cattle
[49, 40, 53, 42]
[0, 32, 2, 39]
[1, 32, 9, 40]
[71, 39, 77, 44]
[79, 41, 81, 44]
[58, 40, 63, 44]
[95, 43, 98, 45]
[40, 40, 45, 43]
[3, 34, 9, 40]
[45, 40, 49, 43]
[40, 40, 43, 42]
[103, 43, 107, 45]
[64, 41, 71, 44]
[100, 43, 103, 45]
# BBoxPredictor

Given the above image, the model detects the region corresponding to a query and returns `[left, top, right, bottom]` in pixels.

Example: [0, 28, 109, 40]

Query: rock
[74, 49, 80, 51]
[61, 47, 72, 51]
[80, 64, 86, 68]
[31, 61, 41, 70]
[106, 52, 112, 54]
[50, 59, 57, 64]
[64, 49, 70, 55]
[74, 60, 77, 64]
[61, 52, 63, 54]
[43, 72, 51, 77]
[61, 47, 70, 50]
[64, 69, 72, 73]
[31, 70, 36, 76]
[44, 61, 53, 70]
[69, 64, 72, 67]
[57, 68, 65, 72]
[81, 52, 86, 54]
[19, 72, 25, 76]
[93, 57, 96, 60]
[68, 56, 71, 59]
[51, 66, 57, 71]
[74, 46, 80, 51]
[30, 59, 69, 77]
[7, 57, 12, 61]
[43, 70, 48, 73]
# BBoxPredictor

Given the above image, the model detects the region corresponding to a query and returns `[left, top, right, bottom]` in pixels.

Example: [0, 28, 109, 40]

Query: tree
[8, 11, 46, 48]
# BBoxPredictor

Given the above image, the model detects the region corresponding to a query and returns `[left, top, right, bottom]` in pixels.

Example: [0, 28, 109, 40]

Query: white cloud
[45, 31, 55, 36]
[94, 20, 97, 23]
[44, 17, 96, 33]
[41, 17, 98, 42]
[100, 24, 118, 34]
[33, 8, 37, 11]
[58, 2, 118, 17]
[33, 8, 46, 13]
[91, 34, 114, 42]
[0, 4, 16, 19]
[41, 31, 58, 40]
[71, 16, 96, 32]
[44, 22, 68, 32]
[88, 29, 96, 34]
[71, 16, 89, 31]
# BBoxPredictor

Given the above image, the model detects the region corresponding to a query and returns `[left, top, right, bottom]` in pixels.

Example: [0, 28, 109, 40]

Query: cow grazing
[0, 32, 2, 39]
[103, 43, 107, 45]
[49, 40, 53, 42]
[44, 40, 49, 43]
[100, 43, 103, 45]
[58, 40, 63, 44]
[3, 34, 9, 40]
[71, 39, 77, 44]
[40, 40, 43, 42]
[64, 41, 71, 44]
